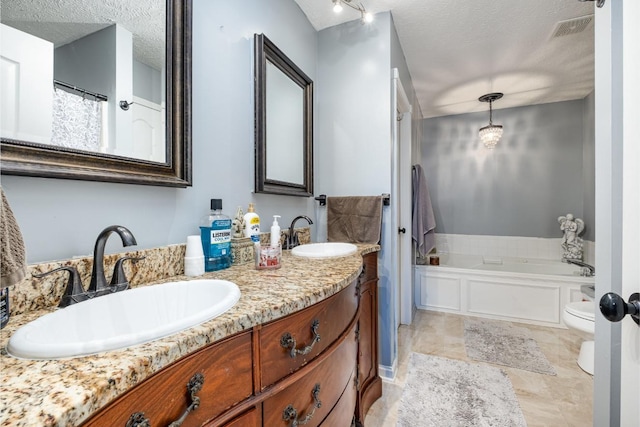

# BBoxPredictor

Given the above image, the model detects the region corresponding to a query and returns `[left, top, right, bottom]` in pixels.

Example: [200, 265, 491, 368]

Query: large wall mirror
[0, 0, 192, 187]
[254, 34, 313, 197]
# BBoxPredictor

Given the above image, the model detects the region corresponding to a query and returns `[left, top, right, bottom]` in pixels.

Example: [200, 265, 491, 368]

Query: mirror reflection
[0, 0, 166, 163]
[254, 33, 313, 197]
[266, 60, 304, 185]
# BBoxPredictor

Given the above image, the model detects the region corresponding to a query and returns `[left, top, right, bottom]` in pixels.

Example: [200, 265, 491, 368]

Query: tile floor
[364, 310, 593, 427]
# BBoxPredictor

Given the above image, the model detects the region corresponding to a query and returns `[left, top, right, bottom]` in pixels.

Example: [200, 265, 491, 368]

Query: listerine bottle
[200, 199, 232, 271]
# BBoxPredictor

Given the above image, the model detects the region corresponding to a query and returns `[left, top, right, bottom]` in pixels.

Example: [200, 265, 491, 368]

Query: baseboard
[379, 358, 397, 381]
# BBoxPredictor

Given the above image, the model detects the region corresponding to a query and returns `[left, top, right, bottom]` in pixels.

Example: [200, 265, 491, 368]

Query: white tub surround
[428, 233, 595, 266]
[415, 253, 595, 328]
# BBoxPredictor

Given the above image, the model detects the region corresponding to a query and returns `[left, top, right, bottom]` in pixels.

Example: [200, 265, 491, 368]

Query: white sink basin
[291, 242, 358, 258]
[7, 279, 240, 360]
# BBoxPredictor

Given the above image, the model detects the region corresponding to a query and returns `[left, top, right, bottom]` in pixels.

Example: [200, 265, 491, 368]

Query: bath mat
[397, 353, 527, 427]
[464, 318, 557, 375]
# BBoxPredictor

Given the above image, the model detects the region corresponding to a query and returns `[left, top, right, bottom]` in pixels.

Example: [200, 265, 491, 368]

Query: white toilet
[563, 301, 595, 375]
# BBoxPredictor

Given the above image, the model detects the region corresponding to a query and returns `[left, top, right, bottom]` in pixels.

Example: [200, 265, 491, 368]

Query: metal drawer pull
[168, 372, 205, 427]
[280, 319, 321, 358]
[282, 383, 322, 427]
[126, 412, 150, 427]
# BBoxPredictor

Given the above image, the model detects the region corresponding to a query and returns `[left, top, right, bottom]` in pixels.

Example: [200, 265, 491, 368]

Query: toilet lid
[565, 301, 595, 321]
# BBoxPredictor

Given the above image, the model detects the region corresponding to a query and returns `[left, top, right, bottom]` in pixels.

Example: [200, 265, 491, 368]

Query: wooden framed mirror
[254, 33, 313, 197]
[0, 0, 192, 187]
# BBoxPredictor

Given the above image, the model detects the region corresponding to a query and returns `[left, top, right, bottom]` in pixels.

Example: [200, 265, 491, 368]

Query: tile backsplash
[432, 233, 595, 265]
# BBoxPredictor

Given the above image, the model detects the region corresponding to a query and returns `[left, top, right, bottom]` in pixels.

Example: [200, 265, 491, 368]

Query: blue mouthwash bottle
[200, 199, 232, 271]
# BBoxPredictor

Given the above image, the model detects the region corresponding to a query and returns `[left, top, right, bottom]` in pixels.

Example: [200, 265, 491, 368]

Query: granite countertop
[0, 245, 379, 427]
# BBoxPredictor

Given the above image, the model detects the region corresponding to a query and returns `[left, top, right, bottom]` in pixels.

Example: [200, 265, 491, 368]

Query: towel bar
[314, 194, 390, 207]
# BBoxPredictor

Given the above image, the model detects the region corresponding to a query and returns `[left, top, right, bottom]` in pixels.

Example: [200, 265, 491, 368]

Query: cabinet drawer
[262, 323, 357, 427]
[83, 332, 253, 427]
[360, 252, 378, 284]
[259, 280, 358, 389]
[213, 407, 261, 427]
[320, 370, 357, 426]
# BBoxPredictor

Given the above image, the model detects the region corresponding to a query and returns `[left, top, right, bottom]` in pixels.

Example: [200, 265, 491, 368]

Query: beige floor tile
[366, 310, 593, 426]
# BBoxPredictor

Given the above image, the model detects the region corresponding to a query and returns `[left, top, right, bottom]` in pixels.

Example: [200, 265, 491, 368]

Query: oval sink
[291, 242, 358, 258]
[7, 279, 240, 360]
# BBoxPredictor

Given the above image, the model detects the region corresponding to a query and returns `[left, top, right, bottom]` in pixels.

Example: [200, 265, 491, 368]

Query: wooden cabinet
[262, 323, 357, 427]
[82, 254, 380, 427]
[356, 252, 382, 425]
[84, 332, 253, 427]
[259, 280, 358, 389]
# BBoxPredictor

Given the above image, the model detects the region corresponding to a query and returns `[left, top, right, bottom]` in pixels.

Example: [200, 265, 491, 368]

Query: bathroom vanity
[0, 245, 381, 427]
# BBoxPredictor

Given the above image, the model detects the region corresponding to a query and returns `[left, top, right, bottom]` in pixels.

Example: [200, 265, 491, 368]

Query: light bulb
[333, 0, 343, 13]
[363, 11, 374, 23]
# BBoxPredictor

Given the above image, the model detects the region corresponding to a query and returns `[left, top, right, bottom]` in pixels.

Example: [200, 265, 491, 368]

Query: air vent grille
[551, 15, 593, 38]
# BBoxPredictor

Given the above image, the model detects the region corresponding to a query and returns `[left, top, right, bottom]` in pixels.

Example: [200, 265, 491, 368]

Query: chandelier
[478, 93, 503, 149]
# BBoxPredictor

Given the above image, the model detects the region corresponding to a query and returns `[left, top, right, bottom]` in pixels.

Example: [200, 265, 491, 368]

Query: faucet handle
[110, 256, 146, 291]
[33, 266, 89, 308]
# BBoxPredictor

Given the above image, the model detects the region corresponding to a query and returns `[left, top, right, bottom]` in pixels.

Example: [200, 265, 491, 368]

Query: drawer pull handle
[126, 412, 150, 427]
[280, 319, 321, 358]
[282, 383, 322, 427]
[168, 372, 205, 427]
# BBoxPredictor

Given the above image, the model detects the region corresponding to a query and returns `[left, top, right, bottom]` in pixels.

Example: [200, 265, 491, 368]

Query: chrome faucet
[88, 225, 138, 295]
[565, 259, 595, 277]
[285, 215, 313, 250]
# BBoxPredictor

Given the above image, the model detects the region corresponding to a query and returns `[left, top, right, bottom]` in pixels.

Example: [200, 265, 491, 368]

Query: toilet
[563, 301, 595, 375]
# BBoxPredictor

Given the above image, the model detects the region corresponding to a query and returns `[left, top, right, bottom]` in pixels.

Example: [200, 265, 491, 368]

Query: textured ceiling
[295, 0, 595, 118]
[1, 0, 165, 71]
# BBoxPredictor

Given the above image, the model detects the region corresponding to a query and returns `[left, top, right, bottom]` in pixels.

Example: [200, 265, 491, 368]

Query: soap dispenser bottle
[243, 203, 261, 243]
[270, 215, 281, 247]
[200, 199, 232, 271]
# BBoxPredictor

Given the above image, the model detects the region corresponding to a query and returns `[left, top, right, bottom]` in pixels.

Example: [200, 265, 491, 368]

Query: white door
[392, 69, 413, 329]
[131, 96, 165, 162]
[593, 1, 640, 425]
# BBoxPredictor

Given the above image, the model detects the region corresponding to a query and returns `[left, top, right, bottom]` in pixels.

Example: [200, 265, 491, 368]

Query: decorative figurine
[232, 206, 245, 239]
[557, 213, 585, 261]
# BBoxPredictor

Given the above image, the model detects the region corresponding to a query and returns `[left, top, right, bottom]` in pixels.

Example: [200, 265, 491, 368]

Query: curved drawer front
[320, 369, 357, 427]
[262, 322, 358, 427]
[83, 332, 253, 427]
[259, 280, 358, 389]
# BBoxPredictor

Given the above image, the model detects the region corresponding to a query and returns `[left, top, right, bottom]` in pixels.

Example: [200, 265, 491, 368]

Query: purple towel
[412, 165, 436, 256]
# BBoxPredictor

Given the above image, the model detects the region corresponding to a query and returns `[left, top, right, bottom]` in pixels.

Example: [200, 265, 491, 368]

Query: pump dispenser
[243, 203, 260, 243]
[270, 215, 281, 247]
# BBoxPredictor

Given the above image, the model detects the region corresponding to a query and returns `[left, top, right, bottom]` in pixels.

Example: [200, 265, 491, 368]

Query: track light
[331, 0, 373, 24]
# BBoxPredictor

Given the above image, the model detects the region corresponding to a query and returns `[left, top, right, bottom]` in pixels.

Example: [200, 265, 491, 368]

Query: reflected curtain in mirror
[254, 33, 313, 197]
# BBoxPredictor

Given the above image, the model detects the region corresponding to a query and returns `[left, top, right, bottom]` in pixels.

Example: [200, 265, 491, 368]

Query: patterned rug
[398, 353, 527, 427]
[464, 317, 557, 375]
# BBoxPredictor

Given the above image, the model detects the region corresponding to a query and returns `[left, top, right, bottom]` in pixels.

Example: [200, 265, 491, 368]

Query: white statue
[557, 213, 585, 261]
[232, 206, 245, 239]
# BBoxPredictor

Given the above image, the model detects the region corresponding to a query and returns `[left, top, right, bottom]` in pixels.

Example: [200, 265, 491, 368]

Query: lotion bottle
[270, 215, 281, 247]
[243, 203, 261, 243]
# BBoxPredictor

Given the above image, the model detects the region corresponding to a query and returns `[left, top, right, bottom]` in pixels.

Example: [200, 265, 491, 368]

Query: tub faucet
[566, 259, 595, 277]
[88, 225, 138, 294]
[285, 215, 313, 250]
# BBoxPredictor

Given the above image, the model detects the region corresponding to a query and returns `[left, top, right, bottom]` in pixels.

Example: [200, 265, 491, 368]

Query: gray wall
[316, 11, 417, 372]
[133, 60, 162, 104]
[2, 0, 318, 263]
[422, 99, 595, 239]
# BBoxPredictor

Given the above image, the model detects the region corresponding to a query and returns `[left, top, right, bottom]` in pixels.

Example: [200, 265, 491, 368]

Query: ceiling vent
[551, 15, 594, 38]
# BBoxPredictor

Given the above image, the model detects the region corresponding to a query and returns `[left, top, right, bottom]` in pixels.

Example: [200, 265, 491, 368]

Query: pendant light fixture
[478, 93, 503, 149]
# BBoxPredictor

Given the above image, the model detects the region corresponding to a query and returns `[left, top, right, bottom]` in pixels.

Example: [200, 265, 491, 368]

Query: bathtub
[414, 253, 595, 328]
